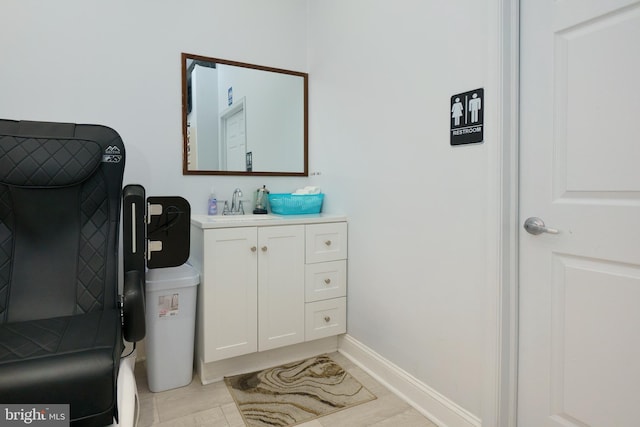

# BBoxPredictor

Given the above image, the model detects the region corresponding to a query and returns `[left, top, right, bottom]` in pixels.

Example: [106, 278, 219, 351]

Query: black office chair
[0, 120, 146, 427]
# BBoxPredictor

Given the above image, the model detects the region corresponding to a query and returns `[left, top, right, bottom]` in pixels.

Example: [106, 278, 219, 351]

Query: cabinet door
[258, 225, 305, 351]
[203, 227, 257, 362]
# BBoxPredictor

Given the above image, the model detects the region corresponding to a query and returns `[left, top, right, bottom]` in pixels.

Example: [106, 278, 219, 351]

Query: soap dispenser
[253, 185, 269, 214]
[207, 187, 217, 215]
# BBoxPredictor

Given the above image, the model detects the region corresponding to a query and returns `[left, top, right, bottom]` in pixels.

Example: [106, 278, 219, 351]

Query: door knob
[524, 217, 559, 235]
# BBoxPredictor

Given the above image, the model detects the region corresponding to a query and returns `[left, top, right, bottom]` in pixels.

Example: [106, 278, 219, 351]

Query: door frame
[484, 0, 519, 426]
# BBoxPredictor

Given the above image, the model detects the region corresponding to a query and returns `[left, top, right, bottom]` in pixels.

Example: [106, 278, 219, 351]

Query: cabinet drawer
[305, 260, 346, 302]
[305, 297, 346, 341]
[305, 222, 347, 263]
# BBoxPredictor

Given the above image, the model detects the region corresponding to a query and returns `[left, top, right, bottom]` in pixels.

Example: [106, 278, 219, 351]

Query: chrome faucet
[229, 188, 245, 215]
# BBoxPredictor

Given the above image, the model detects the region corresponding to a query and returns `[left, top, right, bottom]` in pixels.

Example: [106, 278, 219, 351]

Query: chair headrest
[0, 134, 102, 187]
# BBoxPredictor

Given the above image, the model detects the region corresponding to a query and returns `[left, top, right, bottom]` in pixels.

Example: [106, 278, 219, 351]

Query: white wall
[307, 0, 491, 418]
[191, 65, 219, 170]
[0, 0, 499, 422]
[0, 0, 310, 211]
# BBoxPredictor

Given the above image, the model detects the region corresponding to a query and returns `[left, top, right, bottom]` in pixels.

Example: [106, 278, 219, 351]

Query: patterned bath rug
[225, 354, 376, 427]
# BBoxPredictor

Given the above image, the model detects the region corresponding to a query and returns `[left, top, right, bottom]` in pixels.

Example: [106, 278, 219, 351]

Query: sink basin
[204, 214, 281, 222]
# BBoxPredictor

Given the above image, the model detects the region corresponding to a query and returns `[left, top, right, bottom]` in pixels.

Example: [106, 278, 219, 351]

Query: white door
[518, 1, 640, 426]
[222, 104, 246, 171]
[258, 225, 305, 351]
[203, 227, 258, 362]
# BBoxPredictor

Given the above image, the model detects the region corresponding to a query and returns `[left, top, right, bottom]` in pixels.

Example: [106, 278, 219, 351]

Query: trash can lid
[146, 263, 200, 292]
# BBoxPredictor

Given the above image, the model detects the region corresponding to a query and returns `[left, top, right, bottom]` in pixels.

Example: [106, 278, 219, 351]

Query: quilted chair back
[0, 120, 125, 323]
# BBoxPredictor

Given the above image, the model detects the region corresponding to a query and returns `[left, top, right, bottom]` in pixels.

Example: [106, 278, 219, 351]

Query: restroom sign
[450, 88, 484, 146]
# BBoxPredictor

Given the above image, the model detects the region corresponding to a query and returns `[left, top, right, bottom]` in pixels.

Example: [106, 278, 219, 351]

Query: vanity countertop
[191, 213, 347, 229]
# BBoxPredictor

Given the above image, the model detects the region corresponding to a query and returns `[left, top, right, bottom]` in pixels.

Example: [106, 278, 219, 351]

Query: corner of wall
[338, 334, 481, 427]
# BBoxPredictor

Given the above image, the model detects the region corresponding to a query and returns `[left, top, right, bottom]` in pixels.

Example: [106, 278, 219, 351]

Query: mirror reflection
[181, 53, 308, 176]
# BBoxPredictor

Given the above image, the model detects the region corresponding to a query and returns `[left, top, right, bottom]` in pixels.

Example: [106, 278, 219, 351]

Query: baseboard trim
[197, 336, 339, 384]
[338, 334, 481, 427]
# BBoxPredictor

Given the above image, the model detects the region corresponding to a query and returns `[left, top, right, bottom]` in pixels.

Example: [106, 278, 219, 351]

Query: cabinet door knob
[261, 246, 268, 252]
[324, 240, 332, 246]
[324, 316, 331, 323]
[324, 278, 331, 285]
[250, 246, 257, 252]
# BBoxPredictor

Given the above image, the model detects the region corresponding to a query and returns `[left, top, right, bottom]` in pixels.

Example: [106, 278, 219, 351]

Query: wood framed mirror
[181, 53, 308, 176]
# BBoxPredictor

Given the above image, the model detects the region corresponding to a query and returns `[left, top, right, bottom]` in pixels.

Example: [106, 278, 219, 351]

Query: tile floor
[135, 352, 437, 427]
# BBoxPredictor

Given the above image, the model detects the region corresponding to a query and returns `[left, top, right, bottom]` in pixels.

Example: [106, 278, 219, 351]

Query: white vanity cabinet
[192, 225, 304, 363]
[189, 214, 347, 383]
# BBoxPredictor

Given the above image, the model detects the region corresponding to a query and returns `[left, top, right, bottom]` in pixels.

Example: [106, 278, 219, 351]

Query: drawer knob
[324, 316, 331, 323]
[261, 246, 268, 252]
[324, 240, 332, 246]
[250, 246, 257, 252]
[324, 278, 331, 285]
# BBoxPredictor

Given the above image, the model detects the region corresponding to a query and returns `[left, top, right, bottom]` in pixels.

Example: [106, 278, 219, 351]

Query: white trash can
[145, 263, 200, 392]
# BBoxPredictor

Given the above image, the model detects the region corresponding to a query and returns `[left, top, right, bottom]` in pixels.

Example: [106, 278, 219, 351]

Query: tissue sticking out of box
[292, 186, 321, 195]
